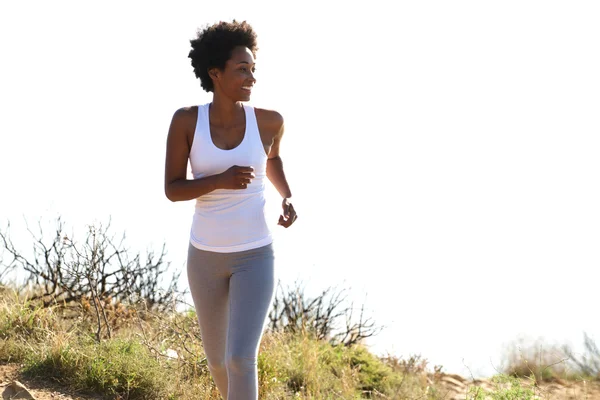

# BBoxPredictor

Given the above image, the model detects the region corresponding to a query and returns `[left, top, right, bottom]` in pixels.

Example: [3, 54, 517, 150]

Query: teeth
[243, 86, 252, 90]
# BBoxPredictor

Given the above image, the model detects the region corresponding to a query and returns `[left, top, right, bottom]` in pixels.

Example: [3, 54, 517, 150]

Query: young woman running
[164, 20, 297, 399]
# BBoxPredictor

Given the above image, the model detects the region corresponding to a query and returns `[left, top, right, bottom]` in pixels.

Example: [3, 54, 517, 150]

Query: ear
[208, 68, 220, 81]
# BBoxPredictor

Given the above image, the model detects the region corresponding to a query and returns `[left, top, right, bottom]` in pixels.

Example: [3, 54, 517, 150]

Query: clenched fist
[217, 165, 255, 189]
[278, 198, 297, 228]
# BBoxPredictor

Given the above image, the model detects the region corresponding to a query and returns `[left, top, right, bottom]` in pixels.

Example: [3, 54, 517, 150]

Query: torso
[183, 105, 279, 157]
[185, 102, 276, 253]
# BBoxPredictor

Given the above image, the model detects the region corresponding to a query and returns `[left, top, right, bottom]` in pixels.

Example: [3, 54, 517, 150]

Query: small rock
[164, 348, 179, 359]
[2, 381, 36, 400]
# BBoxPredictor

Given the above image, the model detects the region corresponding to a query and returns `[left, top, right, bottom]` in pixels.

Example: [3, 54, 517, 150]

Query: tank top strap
[243, 105, 266, 157]
[192, 103, 210, 149]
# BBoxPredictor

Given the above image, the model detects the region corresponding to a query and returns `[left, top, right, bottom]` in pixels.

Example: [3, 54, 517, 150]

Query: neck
[210, 92, 243, 126]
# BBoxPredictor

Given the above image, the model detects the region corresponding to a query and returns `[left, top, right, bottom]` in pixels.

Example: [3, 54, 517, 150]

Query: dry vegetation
[0, 284, 445, 399]
[1, 217, 600, 399]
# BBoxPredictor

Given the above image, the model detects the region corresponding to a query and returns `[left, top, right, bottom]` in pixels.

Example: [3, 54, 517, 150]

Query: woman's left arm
[266, 116, 298, 228]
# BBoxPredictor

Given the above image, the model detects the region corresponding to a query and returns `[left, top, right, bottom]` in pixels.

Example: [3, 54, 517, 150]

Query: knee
[226, 353, 257, 375]
[207, 357, 226, 374]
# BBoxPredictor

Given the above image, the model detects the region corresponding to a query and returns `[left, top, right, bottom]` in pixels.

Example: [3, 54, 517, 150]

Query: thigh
[227, 244, 275, 357]
[186, 243, 231, 361]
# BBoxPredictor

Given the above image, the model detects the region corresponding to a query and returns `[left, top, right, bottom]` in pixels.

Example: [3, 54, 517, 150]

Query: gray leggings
[186, 242, 275, 400]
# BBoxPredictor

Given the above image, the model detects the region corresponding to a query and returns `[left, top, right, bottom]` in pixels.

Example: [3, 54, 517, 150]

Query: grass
[467, 374, 538, 400]
[0, 285, 598, 399]
[22, 338, 167, 399]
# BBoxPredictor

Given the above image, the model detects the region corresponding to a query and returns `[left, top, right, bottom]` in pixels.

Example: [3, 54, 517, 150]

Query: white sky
[1, 0, 599, 378]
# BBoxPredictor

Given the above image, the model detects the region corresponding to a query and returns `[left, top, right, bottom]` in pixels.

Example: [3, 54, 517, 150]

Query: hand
[278, 198, 297, 228]
[217, 165, 255, 190]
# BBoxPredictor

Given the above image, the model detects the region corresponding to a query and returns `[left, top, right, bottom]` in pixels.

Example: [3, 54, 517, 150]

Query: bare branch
[267, 279, 382, 347]
[0, 216, 186, 337]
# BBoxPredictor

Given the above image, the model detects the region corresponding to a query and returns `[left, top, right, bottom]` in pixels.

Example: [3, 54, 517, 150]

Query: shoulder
[167, 106, 199, 150]
[254, 107, 284, 133]
[168, 106, 199, 141]
[171, 105, 199, 124]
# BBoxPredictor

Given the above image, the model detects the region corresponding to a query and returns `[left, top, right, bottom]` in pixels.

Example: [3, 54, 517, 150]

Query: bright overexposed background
[1, 0, 599, 378]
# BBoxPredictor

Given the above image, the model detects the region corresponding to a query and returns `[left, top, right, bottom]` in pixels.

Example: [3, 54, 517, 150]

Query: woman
[164, 20, 297, 399]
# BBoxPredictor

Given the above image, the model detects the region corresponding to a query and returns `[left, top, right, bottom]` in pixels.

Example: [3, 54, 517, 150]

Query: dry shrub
[501, 337, 574, 382]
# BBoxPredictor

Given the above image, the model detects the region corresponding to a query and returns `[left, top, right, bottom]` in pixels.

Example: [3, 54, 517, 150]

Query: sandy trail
[434, 372, 600, 400]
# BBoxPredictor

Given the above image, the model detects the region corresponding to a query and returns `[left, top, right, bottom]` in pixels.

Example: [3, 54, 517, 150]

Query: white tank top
[188, 103, 273, 253]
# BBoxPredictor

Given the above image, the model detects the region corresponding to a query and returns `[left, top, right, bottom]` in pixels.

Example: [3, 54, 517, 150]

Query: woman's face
[211, 46, 256, 101]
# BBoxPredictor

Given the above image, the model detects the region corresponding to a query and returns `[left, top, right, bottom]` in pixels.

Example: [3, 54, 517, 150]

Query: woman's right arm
[164, 107, 221, 202]
[164, 108, 256, 202]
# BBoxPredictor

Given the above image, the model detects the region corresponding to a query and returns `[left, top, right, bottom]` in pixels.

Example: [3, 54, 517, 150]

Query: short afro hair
[188, 20, 258, 93]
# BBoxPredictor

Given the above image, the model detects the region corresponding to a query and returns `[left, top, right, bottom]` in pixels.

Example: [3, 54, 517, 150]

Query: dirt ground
[0, 364, 101, 400]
